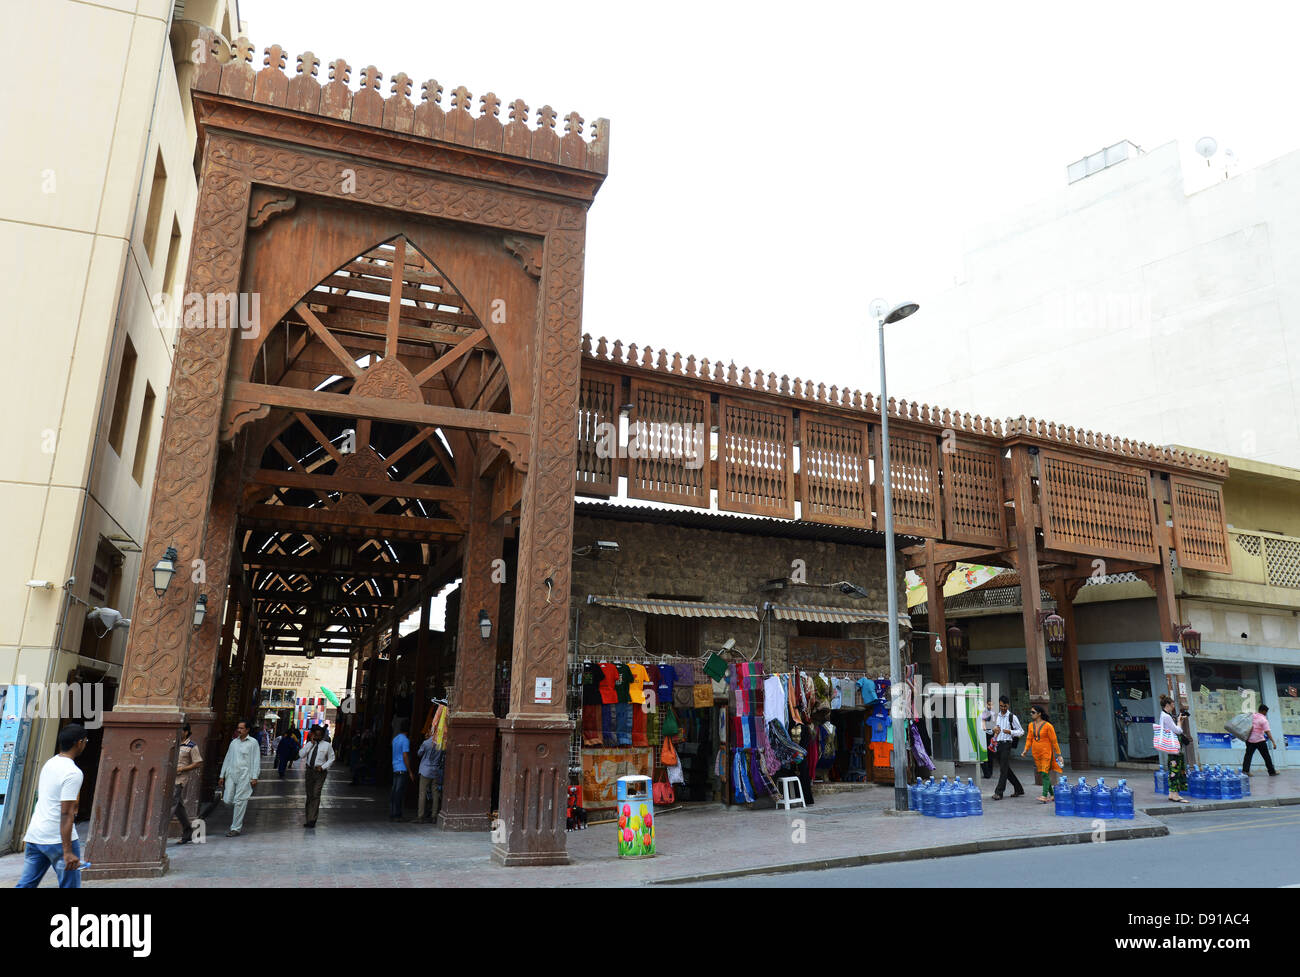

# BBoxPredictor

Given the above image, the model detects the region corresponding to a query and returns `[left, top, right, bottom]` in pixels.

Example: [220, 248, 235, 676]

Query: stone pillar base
[491, 716, 571, 867]
[83, 708, 181, 881]
[437, 713, 497, 832]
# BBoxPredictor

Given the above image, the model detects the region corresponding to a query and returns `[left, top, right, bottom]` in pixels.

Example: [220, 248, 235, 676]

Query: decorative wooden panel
[1038, 450, 1158, 563]
[800, 417, 870, 528]
[941, 441, 1006, 545]
[718, 397, 795, 518]
[575, 371, 618, 497]
[875, 430, 942, 538]
[626, 378, 711, 507]
[1170, 476, 1232, 573]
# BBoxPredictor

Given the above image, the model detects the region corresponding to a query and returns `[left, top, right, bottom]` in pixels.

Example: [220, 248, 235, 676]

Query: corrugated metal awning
[766, 603, 912, 629]
[586, 595, 760, 620]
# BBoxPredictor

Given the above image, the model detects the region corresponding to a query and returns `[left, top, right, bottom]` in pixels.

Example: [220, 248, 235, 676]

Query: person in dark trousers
[301, 725, 335, 828]
[990, 695, 1025, 800]
[16, 725, 88, 888]
[174, 722, 202, 843]
[1242, 704, 1279, 776]
[979, 699, 995, 779]
[390, 719, 415, 820]
[276, 728, 300, 778]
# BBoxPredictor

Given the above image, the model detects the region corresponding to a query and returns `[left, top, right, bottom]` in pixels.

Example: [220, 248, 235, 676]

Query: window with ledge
[107, 336, 137, 456]
[142, 150, 167, 266]
[161, 215, 183, 314]
[132, 382, 156, 485]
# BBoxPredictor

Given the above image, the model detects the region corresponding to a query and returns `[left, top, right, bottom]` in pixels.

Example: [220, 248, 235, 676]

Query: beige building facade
[0, 0, 243, 847]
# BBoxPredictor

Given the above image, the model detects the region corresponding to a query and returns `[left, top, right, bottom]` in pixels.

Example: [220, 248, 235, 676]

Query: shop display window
[1188, 661, 1260, 749]
[1275, 667, 1300, 750]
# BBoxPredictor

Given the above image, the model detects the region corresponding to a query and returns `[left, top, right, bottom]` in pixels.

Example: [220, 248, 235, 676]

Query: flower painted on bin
[644, 813, 652, 827]
[623, 804, 631, 817]
[630, 815, 642, 832]
[619, 815, 627, 828]
[639, 803, 648, 818]
[623, 828, 634, 842]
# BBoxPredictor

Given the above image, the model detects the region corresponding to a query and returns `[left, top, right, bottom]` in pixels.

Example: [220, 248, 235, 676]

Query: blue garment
[391, 733, 411, 772]
[857, 678, 879, 708]
[417, 737, 443, 779]
[601, 704, 616, 747]
[15, 841, 81, 888]
[867, 714, 890, 743]
[656, 665, 677, 702]
[389, 770, 408, 818]
[616, 703, 633, 746]
[732, 750, 755, 804]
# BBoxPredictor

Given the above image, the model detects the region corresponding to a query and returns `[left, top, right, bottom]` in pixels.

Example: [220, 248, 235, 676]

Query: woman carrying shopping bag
[1020, 705, 1064, 804]
[1155, 695, 1191, 803]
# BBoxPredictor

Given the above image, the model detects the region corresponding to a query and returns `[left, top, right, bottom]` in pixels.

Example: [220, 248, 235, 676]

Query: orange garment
[1022, 720, 1062, 773]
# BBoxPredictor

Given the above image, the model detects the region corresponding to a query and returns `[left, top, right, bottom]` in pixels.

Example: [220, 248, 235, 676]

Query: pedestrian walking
[174, 722, 202, 843]
[990, 695, 1025, 800]
[301, 724, 335, 828]
[15, 724, 88, 888]
[276, 728, 300, 778]
[979, 698, 995, 779]
[1020, 705, 1064, 804]
[218, 720, 261, 836]
[390, 718, 414, 821]
[1157, 695, 1190, 803]
[1242, 704, 1279, 777]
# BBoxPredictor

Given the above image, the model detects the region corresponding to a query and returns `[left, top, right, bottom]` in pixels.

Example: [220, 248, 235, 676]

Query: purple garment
[909, 721, 935, 773]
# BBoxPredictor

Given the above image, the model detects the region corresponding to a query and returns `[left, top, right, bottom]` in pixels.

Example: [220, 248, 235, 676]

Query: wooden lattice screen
[799, 417, 871, 528]
[941, 442, 1006, 545]
[718, 397, 795, 518]
[576, 372, 619, 496]
[1038, 451, 1158, 562]
[626, 379, 711, 507]
[1170, 476, 1232, 573]
[877, 431, 942, 537]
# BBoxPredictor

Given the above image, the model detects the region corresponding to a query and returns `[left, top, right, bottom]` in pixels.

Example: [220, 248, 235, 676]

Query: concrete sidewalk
[2, 764, 1294, 887]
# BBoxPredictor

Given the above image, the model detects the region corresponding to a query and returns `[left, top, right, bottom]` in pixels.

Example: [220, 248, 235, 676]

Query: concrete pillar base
[83, 708, 181, 880]
[491, 716, 571, 866]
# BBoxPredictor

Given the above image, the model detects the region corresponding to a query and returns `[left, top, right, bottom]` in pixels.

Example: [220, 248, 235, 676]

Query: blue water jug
[1093, 777, 1114, 819]
[922, 777, 936, 816]
[1229, 768, 1243, 800]
[1074, 777, 1093, 818]
[938, 779, 956, 819]
[967, 778, 983, 817]
[909, 777, 922, 812]
[1114, 779, 1135, 819]
[951, 778, 968, 818]
[1188, 764, 1202, 799]
[1054, 775, 1074, 816]
[1212, 765, 1228, 799]
[1241, 769, 1251, 798]
[1154, 765, 1168, 796]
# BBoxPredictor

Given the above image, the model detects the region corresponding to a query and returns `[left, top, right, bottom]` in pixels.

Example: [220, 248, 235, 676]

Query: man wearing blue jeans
[390, 719, 414, 820]
[16, 724, 88, 888]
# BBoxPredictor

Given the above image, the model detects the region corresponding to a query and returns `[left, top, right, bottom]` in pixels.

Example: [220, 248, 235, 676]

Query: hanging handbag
[653, 772, 675, 805]
[662, 707, 680, 739]
[661, 735, 679, 766]
[693, 684, 713, 708]
[1153, 722, 1180, 754]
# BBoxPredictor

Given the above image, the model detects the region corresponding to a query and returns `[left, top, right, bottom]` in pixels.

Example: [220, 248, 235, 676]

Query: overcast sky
[242, 0, 1300, 408]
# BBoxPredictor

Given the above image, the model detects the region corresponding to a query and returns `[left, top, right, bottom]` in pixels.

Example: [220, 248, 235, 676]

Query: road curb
[1141, 795, 1300, 816]
[648, 823, 1170, 885]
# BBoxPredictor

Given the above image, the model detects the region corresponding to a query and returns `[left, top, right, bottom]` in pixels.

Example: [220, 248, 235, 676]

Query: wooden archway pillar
[1011, 446, 1051, 711]
[441, 471, 505, 830]
[1047, 577, 1090, 768]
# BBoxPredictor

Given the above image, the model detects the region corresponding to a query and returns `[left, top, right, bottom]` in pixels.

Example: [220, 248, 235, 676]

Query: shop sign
[1197, 732, 1233, 749]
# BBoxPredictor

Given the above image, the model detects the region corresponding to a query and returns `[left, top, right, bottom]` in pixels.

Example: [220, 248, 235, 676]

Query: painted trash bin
[616, 775, 655, 858]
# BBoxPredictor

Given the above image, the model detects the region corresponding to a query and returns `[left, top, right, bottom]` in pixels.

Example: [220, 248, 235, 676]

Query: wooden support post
[1011, 447, 1050, 710]
[1049, 579, 1090, 769]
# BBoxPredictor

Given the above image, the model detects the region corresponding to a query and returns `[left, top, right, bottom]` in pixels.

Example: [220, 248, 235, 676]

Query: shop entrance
[1109, 663, 1157, 763]
[1006, 664, 1079, 761]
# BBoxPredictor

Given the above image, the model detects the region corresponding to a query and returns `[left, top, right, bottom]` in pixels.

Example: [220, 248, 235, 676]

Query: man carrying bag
[990, 695, 1025, 800]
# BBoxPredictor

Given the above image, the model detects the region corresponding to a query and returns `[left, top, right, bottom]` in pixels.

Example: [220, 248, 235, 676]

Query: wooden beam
[229, 380, 530, 435]
[245, 469, 467, 504]
[413, 327, 489, 386]
[242, 503, 462, 538]
[296, 303, 364, 378]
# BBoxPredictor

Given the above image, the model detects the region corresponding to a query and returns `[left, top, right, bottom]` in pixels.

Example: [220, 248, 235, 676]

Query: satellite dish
[1195, 136, 1218, 161]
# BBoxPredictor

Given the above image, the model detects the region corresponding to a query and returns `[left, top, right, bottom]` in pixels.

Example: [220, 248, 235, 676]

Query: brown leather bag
[660, 735, 678, 766]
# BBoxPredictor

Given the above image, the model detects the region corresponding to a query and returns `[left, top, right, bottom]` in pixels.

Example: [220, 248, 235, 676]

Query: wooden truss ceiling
[237, 237, 510, 658]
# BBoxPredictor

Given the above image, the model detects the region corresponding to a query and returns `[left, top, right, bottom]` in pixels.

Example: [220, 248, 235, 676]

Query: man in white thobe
[218, 720, 261, 836]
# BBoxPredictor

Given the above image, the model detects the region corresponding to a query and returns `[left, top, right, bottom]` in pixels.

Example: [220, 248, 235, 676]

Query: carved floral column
[86, 139, 250, 878]
[493, 227, 585, 866]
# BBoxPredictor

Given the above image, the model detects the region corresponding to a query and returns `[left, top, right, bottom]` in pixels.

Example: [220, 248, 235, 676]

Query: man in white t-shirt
[16, 724, 88, 888]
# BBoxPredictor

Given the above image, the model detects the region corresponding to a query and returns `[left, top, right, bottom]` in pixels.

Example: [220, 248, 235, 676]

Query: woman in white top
[1158, 695, 1190, 803]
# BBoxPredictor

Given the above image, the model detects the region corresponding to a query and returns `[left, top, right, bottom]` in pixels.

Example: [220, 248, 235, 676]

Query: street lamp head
[883, 301, 920, 325]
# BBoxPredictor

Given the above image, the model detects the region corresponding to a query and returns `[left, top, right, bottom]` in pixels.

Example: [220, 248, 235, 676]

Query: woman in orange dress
[1020, 705, 1064, 804]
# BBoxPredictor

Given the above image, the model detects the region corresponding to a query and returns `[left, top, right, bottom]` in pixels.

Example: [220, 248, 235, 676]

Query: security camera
[594, 540, 619, 552]
[87, 607, 131, 637]
[720, 638, 736, 652]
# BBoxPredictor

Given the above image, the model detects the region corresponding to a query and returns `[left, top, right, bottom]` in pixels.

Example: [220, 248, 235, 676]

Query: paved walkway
[3, 761, 1294, 887]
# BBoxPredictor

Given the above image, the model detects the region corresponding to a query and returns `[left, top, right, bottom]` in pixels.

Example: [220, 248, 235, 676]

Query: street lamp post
[875, 299, 920, 811]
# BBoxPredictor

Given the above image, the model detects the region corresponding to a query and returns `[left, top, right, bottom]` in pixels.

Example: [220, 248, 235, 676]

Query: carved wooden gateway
[87, 29, 608, 875]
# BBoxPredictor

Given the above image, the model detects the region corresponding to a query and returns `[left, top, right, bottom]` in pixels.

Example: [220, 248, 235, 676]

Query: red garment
[582, 705, 603, 746]
[631, 702, 648, 747]
[597, 664, 619, 704]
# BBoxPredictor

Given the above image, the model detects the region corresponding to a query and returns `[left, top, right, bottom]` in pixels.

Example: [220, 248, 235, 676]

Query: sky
[240, 0, 1300, 403]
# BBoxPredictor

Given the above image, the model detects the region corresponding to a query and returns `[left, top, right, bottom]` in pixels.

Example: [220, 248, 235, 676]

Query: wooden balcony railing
[1212, 530, 1300, 589]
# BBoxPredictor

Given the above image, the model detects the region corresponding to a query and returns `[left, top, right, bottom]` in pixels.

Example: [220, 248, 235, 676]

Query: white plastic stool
[776, 776, 806, 810]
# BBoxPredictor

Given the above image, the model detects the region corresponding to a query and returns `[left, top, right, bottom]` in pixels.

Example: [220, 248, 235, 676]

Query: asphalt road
[688, 807, 1300, 887]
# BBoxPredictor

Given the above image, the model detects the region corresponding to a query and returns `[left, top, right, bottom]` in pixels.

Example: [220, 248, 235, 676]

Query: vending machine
[0, 685, 36, 853]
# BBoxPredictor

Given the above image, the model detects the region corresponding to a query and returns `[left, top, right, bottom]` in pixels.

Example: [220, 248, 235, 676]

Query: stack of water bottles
[908, 776, 984, 818]
[1054, 776, 1134, 819]
[1185, 764, 1247, 800]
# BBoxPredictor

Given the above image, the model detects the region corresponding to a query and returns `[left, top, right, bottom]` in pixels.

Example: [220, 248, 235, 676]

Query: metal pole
[878, 316, 908, 811]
